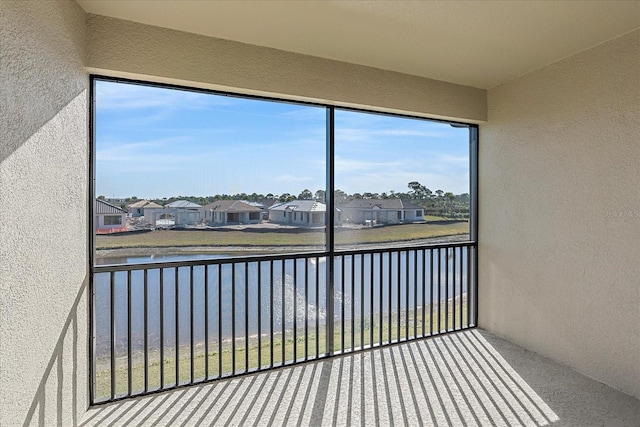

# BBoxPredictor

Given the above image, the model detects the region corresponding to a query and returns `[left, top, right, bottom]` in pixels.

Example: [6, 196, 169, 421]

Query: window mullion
[326, 107, 335, 355]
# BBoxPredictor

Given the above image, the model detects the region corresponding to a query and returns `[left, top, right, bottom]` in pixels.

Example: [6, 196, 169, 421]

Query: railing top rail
[334, 240, 476, 257]
[93, 240, 476, 273]
[93, 250, 329, 273]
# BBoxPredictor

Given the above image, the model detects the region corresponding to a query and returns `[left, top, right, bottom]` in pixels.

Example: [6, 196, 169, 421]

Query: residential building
[202, 200, 262, 225]
[340, 199, 424, 225]
[140, 202, 164, 225]
[163, 200, 202, 226]
[269, 200, 341, 226]
[95, 199, 127, 234]
[127, 200, 162, 217]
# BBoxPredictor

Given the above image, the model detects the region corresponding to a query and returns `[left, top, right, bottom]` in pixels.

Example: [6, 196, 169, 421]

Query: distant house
[339, 199, 424, 225]
[128, 200, 162, 217]
[269, 200, 341, 226]
[162, 200, 202, 226]
[245, 201, 271, 220]
[140, 202, 164, 225]
[257, 199, 279, 219]
[165, 200, 202, 209]
[95, 199, 127, 234]
[202, 200, 262, 225]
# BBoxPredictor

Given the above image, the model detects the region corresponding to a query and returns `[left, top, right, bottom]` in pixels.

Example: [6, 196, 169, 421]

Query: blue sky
[95, 80, 470, 199]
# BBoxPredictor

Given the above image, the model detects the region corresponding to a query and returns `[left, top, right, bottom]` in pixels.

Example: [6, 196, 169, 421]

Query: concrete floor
[81, 329, 640, 426]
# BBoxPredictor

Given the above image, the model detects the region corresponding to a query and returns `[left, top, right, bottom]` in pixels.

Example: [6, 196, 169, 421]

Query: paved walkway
[81, 329, 640, 426]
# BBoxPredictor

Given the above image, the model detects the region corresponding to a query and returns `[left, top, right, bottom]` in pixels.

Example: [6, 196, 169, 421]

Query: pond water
[94, 249, 469, 357]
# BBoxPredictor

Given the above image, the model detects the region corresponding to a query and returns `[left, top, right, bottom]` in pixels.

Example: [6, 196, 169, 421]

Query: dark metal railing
[91, 241, 477, 404]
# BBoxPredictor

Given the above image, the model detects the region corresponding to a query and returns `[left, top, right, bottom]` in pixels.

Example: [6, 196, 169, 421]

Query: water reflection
[94, 249, 468, 358]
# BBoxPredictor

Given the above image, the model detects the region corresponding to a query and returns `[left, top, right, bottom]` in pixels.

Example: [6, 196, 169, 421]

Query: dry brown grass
[96, 222, 469, 252]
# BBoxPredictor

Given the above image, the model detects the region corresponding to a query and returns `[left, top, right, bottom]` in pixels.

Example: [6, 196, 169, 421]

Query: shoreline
[96, 234, 470, 260]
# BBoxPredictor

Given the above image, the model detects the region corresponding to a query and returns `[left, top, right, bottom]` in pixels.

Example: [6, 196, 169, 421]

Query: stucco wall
[0, 1, 89, 425]
[85, 14, 486, 124]
[479, 30, 640, 398]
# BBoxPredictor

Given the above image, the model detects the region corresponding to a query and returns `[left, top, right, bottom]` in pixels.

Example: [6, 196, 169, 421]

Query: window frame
[89, 74, 478, 265]
[88, 74, 478, 405]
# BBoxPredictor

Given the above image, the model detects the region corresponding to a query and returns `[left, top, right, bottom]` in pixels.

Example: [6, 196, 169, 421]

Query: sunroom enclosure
[90, 78, 478, 404]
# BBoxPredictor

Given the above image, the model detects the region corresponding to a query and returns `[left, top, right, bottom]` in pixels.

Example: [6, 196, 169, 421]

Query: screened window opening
[90, 76, 477, 404]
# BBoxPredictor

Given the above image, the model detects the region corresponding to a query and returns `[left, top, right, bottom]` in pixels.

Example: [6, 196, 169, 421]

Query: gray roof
[166, 200, 202, 208]
[340, 199, 423, 210]
[258, 199, 279, 208]
[96, 199, 126, 214]
[270, 200, 338, 212]
[202, 200, 262, 212]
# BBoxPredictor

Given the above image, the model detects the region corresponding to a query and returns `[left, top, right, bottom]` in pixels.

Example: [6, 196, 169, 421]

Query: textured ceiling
[77, 0, 640, 89]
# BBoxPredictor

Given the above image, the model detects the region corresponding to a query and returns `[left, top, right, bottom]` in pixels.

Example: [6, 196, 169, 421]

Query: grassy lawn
[423, 215, 451, 221]
[95, 299, 469, 400]
[96, 221, 469, 252]
[335, 222, 468, 246]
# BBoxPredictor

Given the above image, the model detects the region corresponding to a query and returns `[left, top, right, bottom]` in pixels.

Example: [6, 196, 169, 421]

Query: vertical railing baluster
[388, 252, 392, 344]
[360, 253, 364, 350]
[422, 250, 426, 337]
[270, 260, 274, 368]
[91, 274, 96, 402]
[474, 244, 479, 327]
[452, 247, 456, 331]
[369, 253, 374, 348]
[232, 263, 236, 375]
[281, 260, 286, 365]
[258, 262, 262, 369]
[406, 250, 410, 340]
[127, 270, 132, 396]
[175, 267, 179, 386]
[144, 268, 149, 392]
[160, 268, 164, 389]
[304, 258, 309, 361]
[437, 249, 442, 333]
[379, 253, 383, 346]
[245, 262, 249, 372]
[445, 248, 449, 332]
[110, 271, 116, 400]
[430, 250, 434, 336]
[413, 250, 417, 338]
[397, 251, 401, 342]
[190, 266, 194, 384]
[327, 252, 335, 356]
[204, 265, 209, 380]
[351, 255, 355, 352]
[293, 259, 297, 362]
[315, 256, 319, 358]
[341, 255, 345, 353]
[467, 246, 471, 328]
[459, 247, 464, 328]
[217, 265, 222, 378]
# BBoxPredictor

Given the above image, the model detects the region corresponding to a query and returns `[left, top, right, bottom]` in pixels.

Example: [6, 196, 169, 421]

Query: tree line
[101, 181, 469, 219]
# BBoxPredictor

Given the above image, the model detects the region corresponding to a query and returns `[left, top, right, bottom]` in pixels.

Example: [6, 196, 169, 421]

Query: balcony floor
[81, 329, 640, 426]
